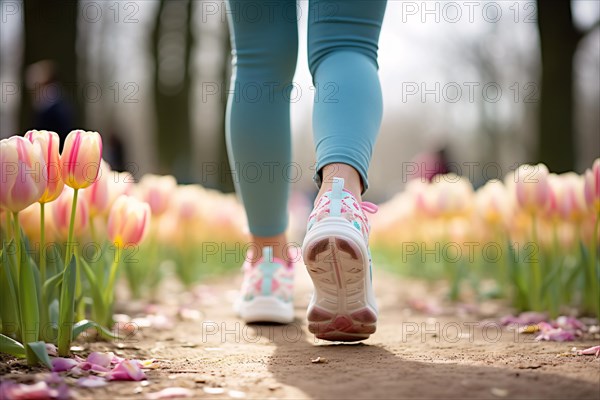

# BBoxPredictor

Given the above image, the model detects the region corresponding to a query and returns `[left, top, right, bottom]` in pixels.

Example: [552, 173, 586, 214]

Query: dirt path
[4, 266, 600, 399]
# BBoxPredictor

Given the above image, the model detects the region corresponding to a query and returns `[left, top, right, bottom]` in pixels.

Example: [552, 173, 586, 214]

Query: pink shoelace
[359, 201, 378, 214]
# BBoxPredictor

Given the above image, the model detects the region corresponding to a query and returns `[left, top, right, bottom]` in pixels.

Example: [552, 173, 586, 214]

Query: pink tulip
[137, 174, 177, 216]
[0, 136, 47, 212]
[475, 179, 511, 224]
[81, 160, 111, 216]
[547, 173, 587, 221]
[430, 174, 474, 218]
[60, 130, 103, 189]
[25, 130, 64, 203]
[51, 187, 89, 238]
[514, 164, 550, 213]
[108, 195, 150, 248]
[107, 170, 134, 207]
[584, 158, 600, 213]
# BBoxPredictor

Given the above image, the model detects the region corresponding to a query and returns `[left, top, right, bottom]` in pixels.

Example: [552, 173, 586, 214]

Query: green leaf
[0, 333, 25, 358]
[0, 249, 20, 338]
[18, 239, 39, 362]
[27, 341, 52, 369]
[46, 244, 64, 281]
[43, 272, 63, 312]
[49, 299, 59, 329]
[72, 319, 118, 341]
[57, 255, 77, 357]
[80, 258, 107, 326]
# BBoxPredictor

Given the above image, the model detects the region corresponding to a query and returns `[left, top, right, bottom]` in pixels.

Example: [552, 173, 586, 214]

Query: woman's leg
[308, 0, 386, 202]
[225, 0, 298, 260]
[302, 0, 386, 341]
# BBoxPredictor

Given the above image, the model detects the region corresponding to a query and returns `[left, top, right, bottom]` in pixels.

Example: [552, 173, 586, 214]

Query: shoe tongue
[329, 177, 356, 216]
[263, 246, 273, 263]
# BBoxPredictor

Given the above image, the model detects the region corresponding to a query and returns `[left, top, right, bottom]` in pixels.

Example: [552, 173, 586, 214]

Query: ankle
[247, 234, 288, 264]
[317, 163, 363, 205]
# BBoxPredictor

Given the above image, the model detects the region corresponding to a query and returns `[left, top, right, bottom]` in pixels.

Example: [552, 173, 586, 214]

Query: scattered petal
[228, 390, 246, 398]
[203, 387, 225, 395]
[44, 372, 64, 386]
[51, 357, 79, 372]
[79, 362, 111, 373]
[147, 387, 195, 399]
[577, 345, 600, 357]
[555, 316, 586, 331]
[77, 376, 108, 388]
[45, 343, 58, 357]
[311, 357, 328, 364]
[106, 359, 146, 381]
[87, 352, 114, 368]
[500, 312, 546, 326]
[0, 381, 69, 400]
[535, 329, 576, 342]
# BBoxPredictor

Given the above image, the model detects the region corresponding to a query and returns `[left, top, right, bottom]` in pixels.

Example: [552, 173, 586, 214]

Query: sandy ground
[2, 265, 599, 399]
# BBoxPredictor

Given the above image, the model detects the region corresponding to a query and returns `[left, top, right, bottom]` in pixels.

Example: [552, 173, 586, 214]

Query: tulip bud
[137, 174, 177, 216]
[51, 187, 89, 238]
[25, 130, 64, 203]
[108, 195, 150, 248]
[547, 173, 587, 221]
[431, 174, 474, 218]
[584, 158, 600, 213]
[60, 130, 103, 189]
[513, 164, 550, 213]
[0, 136, 47, 212]
[475, 179, 511, 225]
[81, 160, 111, 216]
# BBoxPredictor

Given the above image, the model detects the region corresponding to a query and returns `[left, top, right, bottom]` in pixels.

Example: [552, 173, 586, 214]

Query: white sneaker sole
[302, 217, 377, 341]
[237, 296, 294, 324]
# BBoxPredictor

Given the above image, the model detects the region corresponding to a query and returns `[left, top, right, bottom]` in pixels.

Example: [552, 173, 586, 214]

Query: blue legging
[225, 0, 386, 237]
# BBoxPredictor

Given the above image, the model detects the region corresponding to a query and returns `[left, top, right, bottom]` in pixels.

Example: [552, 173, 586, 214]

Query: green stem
[12, 212, 21, 283]
[39, 203, 46, 286]
[12, 212, 36, 363]
[530, 213, 541, 311]
[549, 220, 560, 317]
[588, 212, 599, 317]
[64, 188, 79, 266]
[5, 211, 12, 242]
[39, 202, 50, 341]
[105, 254, 120, 306]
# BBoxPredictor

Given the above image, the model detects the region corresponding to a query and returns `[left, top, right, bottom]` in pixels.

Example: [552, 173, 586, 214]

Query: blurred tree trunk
[536, 1, 585, 172]
[19, 0, 80, 131]
[152, 0, 193, 180]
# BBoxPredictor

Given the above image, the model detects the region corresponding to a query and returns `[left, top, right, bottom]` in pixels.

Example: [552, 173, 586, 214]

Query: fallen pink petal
[500, 312, 547, 326]
[45, 343, 58, 357]
[105, 359, 147, 381]
[79, 362, 112, 373]
[147, 387, 194, 399]
[51, 357, 79, 372]
[535, 328, 577, 342]
[87, 352, 114, 368]
[76, 376, 109, 388]
[577, 345, 600, 356]
[0, 381, 70, 400]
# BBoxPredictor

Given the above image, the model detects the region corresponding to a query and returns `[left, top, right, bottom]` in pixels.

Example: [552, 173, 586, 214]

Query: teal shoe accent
[258, 247, 279, 296]
[329, 177, 345, 217]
